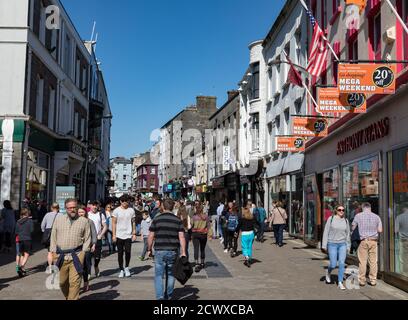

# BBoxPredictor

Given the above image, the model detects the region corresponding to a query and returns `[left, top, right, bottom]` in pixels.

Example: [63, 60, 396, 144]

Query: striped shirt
[50, 214, 92, 254]
[352, 210, 382, 240]
[149, 212, 184, 251]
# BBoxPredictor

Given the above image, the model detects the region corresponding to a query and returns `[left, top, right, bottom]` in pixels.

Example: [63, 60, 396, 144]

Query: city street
[1, 232, 407, 300]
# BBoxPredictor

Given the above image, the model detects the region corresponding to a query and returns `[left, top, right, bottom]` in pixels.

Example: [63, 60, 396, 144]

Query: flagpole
[299, 0, 340, 62]
[283, 50, 322, 115]
[384, 0, 408, 36]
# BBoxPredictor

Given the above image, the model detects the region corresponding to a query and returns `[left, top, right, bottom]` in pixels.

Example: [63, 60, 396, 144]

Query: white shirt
[112, 207, 136, 240]
[217, 204, 224, 216]
[88, 212, 106, 236]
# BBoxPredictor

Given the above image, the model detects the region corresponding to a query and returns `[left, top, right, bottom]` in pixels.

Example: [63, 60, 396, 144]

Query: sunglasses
[337, 208, 345, 212]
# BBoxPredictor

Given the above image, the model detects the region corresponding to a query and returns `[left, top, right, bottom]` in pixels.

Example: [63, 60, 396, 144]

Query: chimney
[227, 90, 239, 101]
[196, 96, 217, 112]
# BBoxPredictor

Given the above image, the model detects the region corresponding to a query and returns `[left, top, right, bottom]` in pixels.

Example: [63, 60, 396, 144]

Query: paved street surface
[1, 232, 407, 300]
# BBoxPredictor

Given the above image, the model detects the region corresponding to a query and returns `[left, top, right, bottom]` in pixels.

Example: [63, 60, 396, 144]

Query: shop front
[211, 176, 226, 203]
[304, 84, 408, 291]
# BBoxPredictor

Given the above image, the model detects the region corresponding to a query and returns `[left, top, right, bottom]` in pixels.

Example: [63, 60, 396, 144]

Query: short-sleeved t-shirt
[112, 207, 136, 240]
[88, 212, 106, 236]
[149, 212, 184, 251]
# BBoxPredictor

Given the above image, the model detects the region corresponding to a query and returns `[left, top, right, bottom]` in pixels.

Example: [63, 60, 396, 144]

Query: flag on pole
[307, 24, 329, 77]
[285, 54, 303, 87]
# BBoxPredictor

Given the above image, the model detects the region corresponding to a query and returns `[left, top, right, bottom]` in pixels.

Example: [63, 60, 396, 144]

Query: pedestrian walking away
[77, 205, 97, 292]
[41, 203, 60, 272]
[177, 205, 192, 261]
[216, 201, 225, 241]
[191, 203, 210, 272]
[322, 205, 351, 290]
[147, 199, 186, 300]
[209, 200, 219, 240]
[239, 207, 259, 268]
[112, 195, 137, 278]
[139, 211, 152, 261]
[15, 208, 34, 277]
[226, 205, 240, 257]
[88, 201, 108, 277]
[269, 202, 287, 247]
[1, 200, 16, 253]
[50, 198, 91, 300]
[253, 202, 267, 242]
[352, 202, 383, 287]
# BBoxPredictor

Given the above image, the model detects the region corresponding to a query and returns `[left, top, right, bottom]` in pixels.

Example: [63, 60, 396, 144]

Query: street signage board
[55, 186, 76, 214]
[338, 64, 396, 94]
[293, 117, 329, 137]
[276, 137, 305, 152]
[318, 87, 367, 113]
[223, 146, 230, 171]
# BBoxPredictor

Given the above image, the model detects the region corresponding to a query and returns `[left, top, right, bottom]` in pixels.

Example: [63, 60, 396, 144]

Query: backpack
[227, 214, 239, 232]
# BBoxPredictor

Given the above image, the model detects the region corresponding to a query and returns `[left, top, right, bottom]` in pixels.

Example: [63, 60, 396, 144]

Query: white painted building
[109, 157, 133, 198]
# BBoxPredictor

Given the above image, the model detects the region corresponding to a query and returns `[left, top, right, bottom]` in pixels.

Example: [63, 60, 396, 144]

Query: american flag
[306, 8, 328, 77]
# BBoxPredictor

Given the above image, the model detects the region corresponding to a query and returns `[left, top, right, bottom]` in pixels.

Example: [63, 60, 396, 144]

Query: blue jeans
[154, 250, 177, 300]
[273, 224, 285, 245]
[327, 242, 347, 283]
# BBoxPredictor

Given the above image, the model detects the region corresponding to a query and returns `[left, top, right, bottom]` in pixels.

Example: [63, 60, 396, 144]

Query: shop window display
[305, 175, 319, 241]
[323, 168, 339, 224]
[391, 146, 408, 277]
[26, 149, 49, 204]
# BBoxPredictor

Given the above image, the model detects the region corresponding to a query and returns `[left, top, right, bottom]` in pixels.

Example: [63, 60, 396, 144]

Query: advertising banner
[293, 117, 329, 137]
[276, 137, 306, 152]
[223, 146, 230, 171]
[318, 87, 367, 113]
[55, 186, 76, 214]
[338, 63, 396, 94]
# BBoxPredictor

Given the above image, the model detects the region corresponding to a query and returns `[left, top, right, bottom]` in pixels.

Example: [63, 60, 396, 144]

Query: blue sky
[62, 0, 286, 159]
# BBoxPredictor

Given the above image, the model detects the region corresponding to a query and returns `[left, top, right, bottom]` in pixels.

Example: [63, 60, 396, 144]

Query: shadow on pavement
[81, 289, 120, 300]
[172, 285, 200, 300]
[130, 265, 153, 275]
[90, 279, 120, 291]
[292, 245, 317, 250]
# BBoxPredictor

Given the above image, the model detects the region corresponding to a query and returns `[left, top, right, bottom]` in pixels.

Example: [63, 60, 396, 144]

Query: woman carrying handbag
[269, 202, 287, 247]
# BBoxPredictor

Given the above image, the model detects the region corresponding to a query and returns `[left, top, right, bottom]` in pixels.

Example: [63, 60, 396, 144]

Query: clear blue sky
[62, 0, 286, 159]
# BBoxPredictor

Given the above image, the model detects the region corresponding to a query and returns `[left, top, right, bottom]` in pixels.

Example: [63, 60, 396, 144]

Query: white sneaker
[338, 282, 346, 290]
[118, 270, 124, 278]
[325, 270, 331, 284]
[124, 267, 131, 277]
[223, 249, 228, 253]
[220, 238, 224, 244]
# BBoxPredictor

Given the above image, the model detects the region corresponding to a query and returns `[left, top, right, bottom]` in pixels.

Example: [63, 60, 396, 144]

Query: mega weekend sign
[318, 87, 367, 113]
[338, 64, 396, 94]
[277, 137, 306, 152]
[293, 117, 329, 137]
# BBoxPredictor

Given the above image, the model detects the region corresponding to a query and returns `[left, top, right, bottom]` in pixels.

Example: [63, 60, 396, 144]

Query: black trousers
[116, 238, 132, 270]
[93, 239, 103, 268]
[83, 252, 92, 283]
[227, 231, 238, 252]
[192, 233, 207, 262]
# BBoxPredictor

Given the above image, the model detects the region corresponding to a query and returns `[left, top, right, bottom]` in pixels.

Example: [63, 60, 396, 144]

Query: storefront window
[391, 146, 408, 277]
[343, 156, 379, 223]
[290, 173, 304, 237]
[323, 168, 339, 223]
[305, 175, 319, 241]
[26, 149, 49, 203]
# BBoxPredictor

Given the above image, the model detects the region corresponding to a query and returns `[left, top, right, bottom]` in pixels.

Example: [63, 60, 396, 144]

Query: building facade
[158, 96, 217, 199]
[303, 0, 408, 292]
[135, 154, 159, 196]
[208, 91, 240, 205]
[109, 157, 132, 198]
[0, 0, 101, 213]
[262, 0, 309, 237]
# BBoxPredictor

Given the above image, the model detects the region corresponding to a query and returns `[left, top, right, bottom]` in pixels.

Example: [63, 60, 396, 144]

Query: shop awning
[265, 153, 304, 179]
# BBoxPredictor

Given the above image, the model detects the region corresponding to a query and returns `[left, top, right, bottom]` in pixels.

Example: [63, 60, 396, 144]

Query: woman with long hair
[104, 203, 116, 254]
[239, 207, 259, 268]
[177, 205, 192, 260]
[322, 204, 351, 290]
[191, 202, 210, 272]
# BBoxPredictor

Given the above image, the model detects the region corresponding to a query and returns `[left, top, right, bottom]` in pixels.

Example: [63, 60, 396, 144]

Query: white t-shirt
[112, 207, 136, 240]
[88, 212, 106, 236]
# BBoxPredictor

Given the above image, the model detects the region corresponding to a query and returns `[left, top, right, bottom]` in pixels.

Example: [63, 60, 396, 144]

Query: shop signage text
[337, 117, 390, 155]
[277, 137, 305, 152]
[338, 64, 396, 94]
[318, 87, 367, 113]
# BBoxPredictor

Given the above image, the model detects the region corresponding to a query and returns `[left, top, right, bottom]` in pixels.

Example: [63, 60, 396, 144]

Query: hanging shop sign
[318, 87, 367, 113]
[223, 146, 231, 171]
[293, 117, 328, 137]
[337, 117, 390, 155]
[277, 137, 306, 152]
[338, 64, 396, 94]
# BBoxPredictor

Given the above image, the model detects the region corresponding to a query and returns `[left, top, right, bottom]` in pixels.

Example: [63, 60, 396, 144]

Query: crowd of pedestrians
[0, 193, 385, 299]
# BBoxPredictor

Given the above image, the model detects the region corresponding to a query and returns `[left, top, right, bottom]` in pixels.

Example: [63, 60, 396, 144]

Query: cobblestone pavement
[1, 232, 407, 300]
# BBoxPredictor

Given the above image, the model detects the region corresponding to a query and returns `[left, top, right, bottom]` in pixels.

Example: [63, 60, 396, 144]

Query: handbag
[276, 208, 288, 231]
[41, 213, 58, 246]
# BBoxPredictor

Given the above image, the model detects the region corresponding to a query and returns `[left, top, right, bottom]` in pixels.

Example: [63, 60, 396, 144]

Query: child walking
[139, 211, 152, 261]
[15, 208, 34, 277]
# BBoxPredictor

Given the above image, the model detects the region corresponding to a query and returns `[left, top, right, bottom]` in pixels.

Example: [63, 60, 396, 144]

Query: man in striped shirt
[352, 202, 383, 287]
[148, 199, 186, 300]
